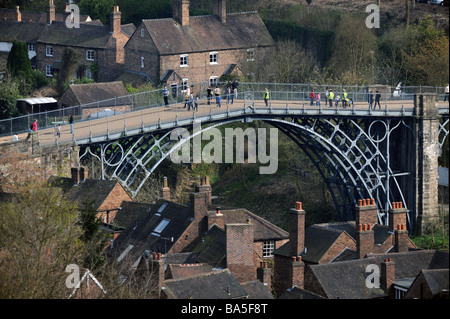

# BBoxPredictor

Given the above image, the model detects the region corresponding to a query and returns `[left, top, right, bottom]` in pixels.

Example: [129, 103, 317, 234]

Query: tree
[7, 41, 32, 80]
[0, 76, 22, 120]
[57, 47, 80, 94]
[327, 14, 377, 84]
[0, 186, 84, 298]
[79, 0, 116, 24]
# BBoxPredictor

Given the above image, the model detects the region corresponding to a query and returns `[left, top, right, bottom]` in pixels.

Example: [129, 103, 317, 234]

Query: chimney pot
[358, 199, 363, 206]
[295, 201, 302, 210]
[157, 252, 162, 260]
[358, 224, 363, 231]
[368, 223, 372, 231]
[370, 198, 375, 205]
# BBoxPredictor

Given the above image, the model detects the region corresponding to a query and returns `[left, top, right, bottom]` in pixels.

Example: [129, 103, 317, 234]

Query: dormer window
[140, 28, 145, 38]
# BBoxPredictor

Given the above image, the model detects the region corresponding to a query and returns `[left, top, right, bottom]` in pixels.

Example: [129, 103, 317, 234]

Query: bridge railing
[1, 82, 447, 138]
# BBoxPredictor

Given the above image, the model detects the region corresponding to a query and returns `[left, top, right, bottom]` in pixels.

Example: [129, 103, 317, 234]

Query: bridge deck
[1, 98, 448, 147]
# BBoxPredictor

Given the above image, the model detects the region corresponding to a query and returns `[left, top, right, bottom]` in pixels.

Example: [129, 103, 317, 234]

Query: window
[45, 65, 52, 77]
[46, 45, 53, 57]
[180, 54, 188, 67]
[157, 203, 168, 213]
[209, 52, 218, 64]
[153, 218, 170, 234]
[247, 48, 255, 62]
[262, 241, 275, 257]
[140, 28, 145, 38]
[209, 76, 218, 87]
[181, 79, 189, 92]
[86, 50, 95, 61]
[140, 56, 145, 68]
[27, 44, 36, 52]
[394, 286, 407, 299]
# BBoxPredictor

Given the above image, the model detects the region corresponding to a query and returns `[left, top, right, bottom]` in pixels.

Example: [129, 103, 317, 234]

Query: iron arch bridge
[76, 90, 449, 233]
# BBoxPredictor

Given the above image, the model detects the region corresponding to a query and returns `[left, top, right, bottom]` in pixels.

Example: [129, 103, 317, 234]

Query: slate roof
[113, 201, 152, 230]
[221, 208, 289, 241]
[190, 224, 226, 267]
[279, 286, 326, 299]
[240, 280, 274, 299]
[58, 81, 131, 107]
[140, 11, 274, 56]
[418, 269, 449, 296]
[162, 269, 248, 299]
[0, 21, 46, 43]
[48, 176, 119, 209]
[307, 250, 449, 299]
[36, 21, 114, 48]
[111, 199, 194, 264]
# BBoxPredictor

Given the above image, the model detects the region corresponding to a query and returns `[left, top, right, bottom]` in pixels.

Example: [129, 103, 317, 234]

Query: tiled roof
[111, 199, 193, 264]
[0, 21, 45, 43]
[0, 8, 91, 24]
[162, 269, 248, 299]
[240, 280, 274, 299]
[140, 12, 274, 56]
[37, 21, 113, 48]
[307, 250, 448, 299]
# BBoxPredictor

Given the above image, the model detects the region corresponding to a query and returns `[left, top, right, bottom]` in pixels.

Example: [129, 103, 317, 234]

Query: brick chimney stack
[290, 256, 305, 289]
[289, 201, 305, 258]
[213, 0, 226, 24]
[355, 198, 378, 226]
[161, 176, 170, 201]
[381, 258, 395, 294]
[173, 0, 190, 26]
[151, 252, 165, 299]
[110, 6, 121, 34]
[389, 201, 407, 232]
[394, 224, 409, 253]
[15, 6, 21, 22]
[226, 222, 255, 282]
[356, 223, 374, 259]
[257, 261, 271, 288]
[46, 0, 55, 24]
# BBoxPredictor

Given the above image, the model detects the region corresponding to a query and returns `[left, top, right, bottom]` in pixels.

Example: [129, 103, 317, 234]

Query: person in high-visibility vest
[342, 89, 348, 107]
[328, 89, 334, 108]
[264, 88, 270, 107]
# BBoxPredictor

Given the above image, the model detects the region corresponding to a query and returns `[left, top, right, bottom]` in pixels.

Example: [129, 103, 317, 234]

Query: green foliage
[0, 76, 22, 120]
[7, 41, 32, 80]
[57, 47, 80, 94]
[79, 0, 116, 24]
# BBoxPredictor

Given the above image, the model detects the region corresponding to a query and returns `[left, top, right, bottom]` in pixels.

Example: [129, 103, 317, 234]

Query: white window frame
[262, 240, 275, 258]
[46, 45, 53, 57]
[180, 54, 189, 67]
[209, 52, 218, 64]
[27, 44, 36, 52]
[45, 65, 52, 77]
[140, 56, 145, 68]
[181, 78, 189, 92]
[209, 76, 218, 87]
[86, 50, 95, 61]
[247, 48, 255, 62]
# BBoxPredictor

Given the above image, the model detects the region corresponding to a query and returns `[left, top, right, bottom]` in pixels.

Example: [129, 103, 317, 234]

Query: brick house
[110, 175, 287, 296]
[123, 0, 274, 91]
[36, 5, 133, 82]
[48, 166, 132, 222]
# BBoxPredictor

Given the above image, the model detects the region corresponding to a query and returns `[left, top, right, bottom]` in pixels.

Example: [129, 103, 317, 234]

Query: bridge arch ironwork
[79, 112, 418, 230]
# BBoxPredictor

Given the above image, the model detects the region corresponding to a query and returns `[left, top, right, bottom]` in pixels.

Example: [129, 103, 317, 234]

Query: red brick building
[123, 0, 274, 91]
